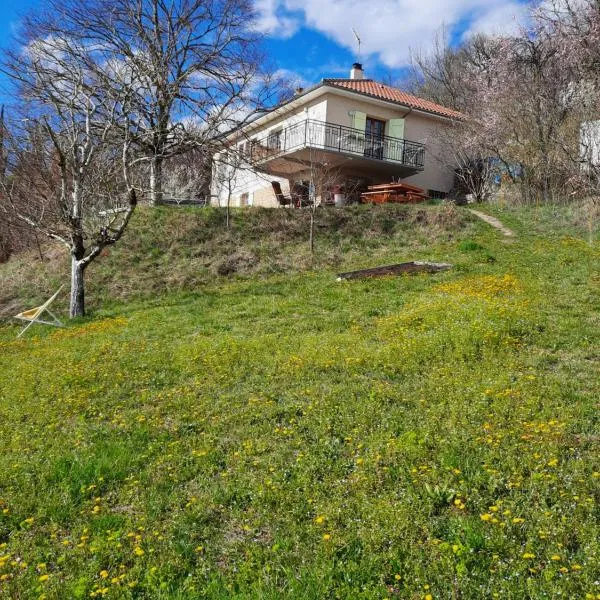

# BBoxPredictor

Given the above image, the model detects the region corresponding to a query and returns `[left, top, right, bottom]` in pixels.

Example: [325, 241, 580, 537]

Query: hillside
[0, 204, 469, 320]
[0, 203, 599, 598]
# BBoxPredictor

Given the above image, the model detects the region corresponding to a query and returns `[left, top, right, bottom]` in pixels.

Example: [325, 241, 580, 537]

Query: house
[211, 63, 462, 208]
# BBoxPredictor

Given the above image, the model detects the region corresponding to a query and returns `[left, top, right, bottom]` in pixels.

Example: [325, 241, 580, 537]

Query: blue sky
[0, 0, 41, 103]
[0, 0, 531, 103]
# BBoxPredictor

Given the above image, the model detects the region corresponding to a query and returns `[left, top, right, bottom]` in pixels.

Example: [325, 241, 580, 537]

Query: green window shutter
[387, 118, 405, 139]
[352, 111, 367, 132]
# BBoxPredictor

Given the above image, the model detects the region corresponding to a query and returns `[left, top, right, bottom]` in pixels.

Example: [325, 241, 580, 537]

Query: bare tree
[161, 146, 213, 205]
[412, 16, 588, 204]
[21, 0, 276, 205]
[407, 29, 499, 113]
[212, 147, 246, 228]
[0, 105, 11, 263]
[0, 34, 139, 318]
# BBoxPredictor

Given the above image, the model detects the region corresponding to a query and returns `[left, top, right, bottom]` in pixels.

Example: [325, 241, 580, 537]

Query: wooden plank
[337, 261, 452, 281]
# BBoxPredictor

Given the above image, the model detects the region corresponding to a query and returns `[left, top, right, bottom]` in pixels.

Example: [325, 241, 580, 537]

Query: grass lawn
[0, 204, 598, 598]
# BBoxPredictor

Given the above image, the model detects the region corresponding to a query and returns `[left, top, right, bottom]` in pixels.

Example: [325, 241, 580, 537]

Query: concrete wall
[403, 112, 454, 193]
[210, 157, 289, 208]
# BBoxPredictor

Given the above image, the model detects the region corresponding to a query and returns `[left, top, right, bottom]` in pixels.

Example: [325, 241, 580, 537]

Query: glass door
[365, 117, 385, 159]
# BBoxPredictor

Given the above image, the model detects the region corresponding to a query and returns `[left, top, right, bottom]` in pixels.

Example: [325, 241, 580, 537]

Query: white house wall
[324, 93, 454, 193]
[402, 112, 454, 194]
[210, 97, 328, 208]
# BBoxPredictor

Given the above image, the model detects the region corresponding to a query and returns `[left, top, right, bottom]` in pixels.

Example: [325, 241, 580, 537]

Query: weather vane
[352, 28, 361, 63]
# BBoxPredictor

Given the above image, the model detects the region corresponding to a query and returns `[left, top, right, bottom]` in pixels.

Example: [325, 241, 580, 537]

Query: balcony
[246, 119, 425, 178]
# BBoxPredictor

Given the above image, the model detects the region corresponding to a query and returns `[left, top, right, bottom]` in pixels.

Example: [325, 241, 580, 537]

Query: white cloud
[462, 2, 529, 40]
[272, 67, 310, 88]
[254, 0, 300, 38]
[258, 0, 532, 67]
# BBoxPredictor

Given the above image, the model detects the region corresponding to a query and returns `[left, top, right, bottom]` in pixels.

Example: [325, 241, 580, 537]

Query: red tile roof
[322, 79, 463, 119]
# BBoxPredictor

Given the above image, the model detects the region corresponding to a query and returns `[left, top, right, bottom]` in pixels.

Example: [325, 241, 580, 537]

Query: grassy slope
[0, 204, 598, 599]
[0, 204, 465, 320]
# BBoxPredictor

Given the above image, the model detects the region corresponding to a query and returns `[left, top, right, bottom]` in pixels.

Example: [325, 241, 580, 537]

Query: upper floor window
[366, 117, 385, 139]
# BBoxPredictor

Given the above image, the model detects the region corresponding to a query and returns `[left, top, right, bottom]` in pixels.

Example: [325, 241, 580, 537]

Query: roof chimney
[350, 62, 364, 80]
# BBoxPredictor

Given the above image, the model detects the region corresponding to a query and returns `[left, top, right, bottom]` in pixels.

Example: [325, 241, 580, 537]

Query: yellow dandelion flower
[323, 533, 331, 541]
[38, 574, 49, 582]
[512, 517, 525, 524]
[551, 555, 561, 561]
[99, 570, 109, 579]
[133, 546, 144, 556]
[315, 516, 325, 524]
[522, 552, 535, 559]
[394, 574, 401, 581]
[480, 513, 492, 522]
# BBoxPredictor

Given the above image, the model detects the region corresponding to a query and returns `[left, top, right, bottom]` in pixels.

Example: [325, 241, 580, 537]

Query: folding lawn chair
[14, 285, 65, 338]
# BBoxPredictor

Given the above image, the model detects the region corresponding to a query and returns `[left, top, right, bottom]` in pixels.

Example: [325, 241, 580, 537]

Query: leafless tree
[18, 0, 277, 206]
[161, 148, 213, 205]
[408, 29, 499, 113]
[212, 147, 247, 228]
[0, 105, 11, 263]
[411, 17, 590, 204]
[0, 33, 139, 318]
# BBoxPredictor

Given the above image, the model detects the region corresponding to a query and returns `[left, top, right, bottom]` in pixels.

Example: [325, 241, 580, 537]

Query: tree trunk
[0, 233, 10, 263]
[309, 210, 315, 254]
[150, 156, 163, 206]
[70, 256, 85, 318]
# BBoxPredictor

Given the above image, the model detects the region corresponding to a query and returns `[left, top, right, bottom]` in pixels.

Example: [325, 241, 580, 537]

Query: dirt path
[468, 209, 515, 237]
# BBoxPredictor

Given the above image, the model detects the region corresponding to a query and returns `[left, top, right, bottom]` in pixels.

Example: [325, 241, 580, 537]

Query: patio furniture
[360, 182, 428, 204]
[271, 181, 292, 206]
[14, 285, 65, 338]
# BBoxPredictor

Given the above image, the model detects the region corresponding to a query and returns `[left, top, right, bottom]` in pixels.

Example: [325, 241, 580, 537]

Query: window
[365, 117, 385, 159]
[428, 189, 447, 200]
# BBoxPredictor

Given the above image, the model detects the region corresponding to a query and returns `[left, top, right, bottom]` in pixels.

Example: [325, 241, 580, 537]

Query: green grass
[0, 203, 598, 598]
[0, 204, 466, 319]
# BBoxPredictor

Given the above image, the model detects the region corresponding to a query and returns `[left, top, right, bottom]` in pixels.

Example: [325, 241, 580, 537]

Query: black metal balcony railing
[248, 119, 425, 170]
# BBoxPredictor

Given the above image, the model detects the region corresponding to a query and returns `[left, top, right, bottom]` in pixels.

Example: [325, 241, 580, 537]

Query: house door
[365, 117, 385, 159]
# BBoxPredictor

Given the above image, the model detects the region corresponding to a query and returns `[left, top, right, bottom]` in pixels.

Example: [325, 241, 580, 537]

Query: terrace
[246, 119, 426, 179]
